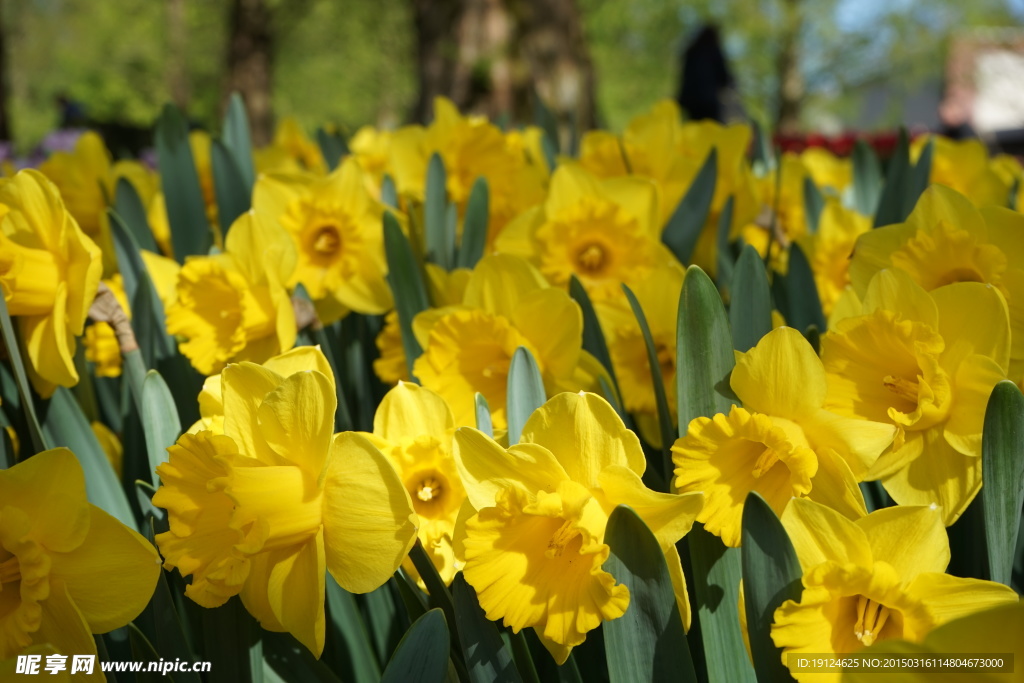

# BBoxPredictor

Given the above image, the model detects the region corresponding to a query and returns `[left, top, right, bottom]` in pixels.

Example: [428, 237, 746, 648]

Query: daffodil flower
[0, 448, 160, 662]
[794, 198, 870, 316]
[253, 158, 392, 323]
[771, 498, 1018, 683]
[821, 269, 1010, 523]
[672, 327, 896, 547]
[254, 117, 327, 176]
[0, 169, 103, 397]
[358, 382, 466, 585]
[910, 135, 1009, 207]
[165, 210, 297, 375]
[454, 392, 704, 664]
[154, 352, 418, 657]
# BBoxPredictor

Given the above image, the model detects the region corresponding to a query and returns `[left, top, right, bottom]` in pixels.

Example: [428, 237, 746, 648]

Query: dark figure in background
[677, 24, 734, 123]
[55, 93, 87, 129]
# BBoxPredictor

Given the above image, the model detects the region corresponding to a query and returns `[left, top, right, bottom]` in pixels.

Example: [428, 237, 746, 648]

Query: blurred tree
[168, 0, 190, 111]
[225, 0, 273, 144]
[0, 0, 10, 141]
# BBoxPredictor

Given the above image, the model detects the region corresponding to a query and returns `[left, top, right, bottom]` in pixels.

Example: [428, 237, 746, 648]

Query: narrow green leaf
[741, 492, 803, 682]
[263, 631, 339, 683]
[475, 393, 494, 438]
[0, 418, 12, 469]
[40, 387, 136, 528]
[109, 210, 172, 357]
[907, 136, 934, 217]
[533, 90, 561, 155]
[316, 127, 349, 171]
[506, 346, 546, 446]
[212, 139, 251, 237]
[381, 609, 450, 683]
[803, 175, 824, 234]
[676, 266, 738, 432]
[981, 381, 1024, 587]
[506, 631, 541, 683]
[604, 505, 697, 683]
[452, 574, 522, 683]
[715, 196, 736, 295]
[293, 283, 354, 432]
[127, 622, 163, 682]
[730, 245, 772, 352]
[1009, 177, 1020, 211]
[568, 275, 622, 401]
[139, 369, 181, 487]
[0, 294, 46, 454]
[223, 92, 257, 191]
[155, 103, 212, 261]
[393, 569, 430, 622]
[114, 178, 159, 253]
[782, 243, 826, 334]
[360, 582, 404, 664]
[663, 150, 717, 264]
[325, 574, 383, 683]
[203, 598, 268, 683]
[873, 128, 923, 228]
[425, 153, 454, 269]
[623, 284, 674, 487]
[687, 527, 756, 683]
[457, 177, 490, 269]
[751, 120, 775, 172]
[383, 213, 430, 382]
[408, 539, 461, 656]
[381, 174, 399, 210]
[852, 140, 882, 217]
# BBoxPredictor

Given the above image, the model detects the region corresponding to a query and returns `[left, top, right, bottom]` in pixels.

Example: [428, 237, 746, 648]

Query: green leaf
[381, 609, 451, 683]
[687, 527, 755, 683]
[568, 275, 623, 409]
[730, 244, 773, 352]
[676, 266, 738, 432]
[425, 153, 455, 269]
[452, 574, 522, 683]
[316, 127, 349, 171]
[263, 631, 339, 683]
[407, 540, 461, 662]
[212, 139, 252, 237]
[381, 174, 399, 210]
[781, 243, 826, 334]
[127, 622, 163, 682]
[0, 293, 46, 454]
[40, 387, 136, 528]
[623, 284, 674, 487]
[325, 574, 383, 683]
[907, 136, 934, 212]
[981, 381, 1024, 587]
[715, 196, 736, 296]
[393, 569, 430, 622]
[383, 213, 430, 382]
[604, 505, 697, 683]
[292, 283, 354, 432]
[360, 582, 404, 664]
[203, 598, 269, 683]
[113, 177, 159, 253]
[223, 92, 256, 191]
[803, 176, 824, 234]
[457, 177, 489, 269]
[475, 392, 494, 438]
[533, 90, 561, 156]
[506, 346, 546, 446]
[852, 140, 882, 217]
[155, 103, 212, 261]
[663, 149, 717, 264]
[139, 369, 181, 487]
[873, 128, 911, 228]
[741, 492, 802, 682]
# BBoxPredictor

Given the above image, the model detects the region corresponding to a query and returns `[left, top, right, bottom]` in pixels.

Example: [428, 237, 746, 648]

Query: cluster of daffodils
[1, 94, 1022, 681]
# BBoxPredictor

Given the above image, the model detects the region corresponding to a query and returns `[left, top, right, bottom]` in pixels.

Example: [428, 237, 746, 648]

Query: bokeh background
[3, 0, 1024, 153]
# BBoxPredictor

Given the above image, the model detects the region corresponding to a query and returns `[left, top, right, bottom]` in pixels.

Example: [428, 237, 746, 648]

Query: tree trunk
[0, 0, 10, 142]
[225, 0, 273, 145]
[167, 0, 190, 112]
[775, 0, 804, 135]
[410, 0, 468, 123]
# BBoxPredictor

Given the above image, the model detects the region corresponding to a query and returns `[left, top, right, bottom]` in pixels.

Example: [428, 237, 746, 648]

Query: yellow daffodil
[672, 327, 896, 547]
[154, 353, 418, 657]
[388, 97, 546, 244]
[578, 100, 759, 273]
[794, 198, 871, 315]
[166, 210, 297, 375]
[0, 169, 102, 397]
[83, 274, 129, 377]
[772, 498, 1018, 683]
[188, 130, 220, 230]
[598, 263, 684, 445]
[742, 153, 811, 257]
[801, 147, 852, 193]
[911, 135, 1009, 208]
[186, 345, 333, 435]
[349, 125, 393, 195]
[0, 448, 160, 662]
[254, 117, 327, 176]
[358, 382, 465, 585]
[495, 163, 681, 305]
[145, 192, 175, 258]
[139, 248, 181, 311]
[849, 184, 1024, 377]
[412, 254, 599, 429]
[90, 421, 123, 478]
[374, 264, 470, 386]
[253, 158, 393, 323]
[821, 269, 1010, 523]
[454, 391, 704, 664]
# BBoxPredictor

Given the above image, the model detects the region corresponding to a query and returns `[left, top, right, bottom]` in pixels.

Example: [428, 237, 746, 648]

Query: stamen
[547, 520, 580, 557]
[417, 476, 442, 502]
[752, 447, 780, 478]
[883, 375, 919, 402]
[576, 244, 606, 273]
[854, 595, 891, 646]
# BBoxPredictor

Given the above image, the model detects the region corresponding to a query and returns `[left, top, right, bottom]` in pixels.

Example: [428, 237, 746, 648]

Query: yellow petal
[321, 433, 418, 593]
[373, 382, 454, 445]
[780, 497, 872, 571]
[20, 282, 78, 396]
[262, 345, 334, 382]
[854, 505, 949, 579]
[602, 176, 660, 238]
[0, 448, 89, 551]
[520, 392, 646, 487]
[240, 552, 286, 632]
[732, 327, 827, 420]
[804, 448, 868, 521]
[596, 464, 703, 549]
[511, 289, 582, 380]
[265, 532, 327, 657]
[256, 369, 335, 477]
[932, 282, 1011, 373]
[545, 163, 605, 218]
[463, 254, 548, 320]
[453, 427, 569, 510]
[800, 409, 895, 479]
[49, 507, 160, 633]
[905, 572, 1019, 630]
[944, 355, 1006, 457]
[32, 581, 97, 658]
[861, 269, 938, 328]
[222, 362, 285, 464]
[663, 543, 692, 632]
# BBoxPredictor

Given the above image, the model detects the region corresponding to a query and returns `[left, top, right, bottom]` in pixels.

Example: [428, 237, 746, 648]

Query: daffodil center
[854, 595, 891, 646]
[312, 226, 341, 256]
[547, 520, 581, 558]
[883, 375, 919, 403]
[576, 243, 608, 274]
[416, 476, 443, 502]
[751, 446, 781, 478]
[0, 554, 20, 585]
